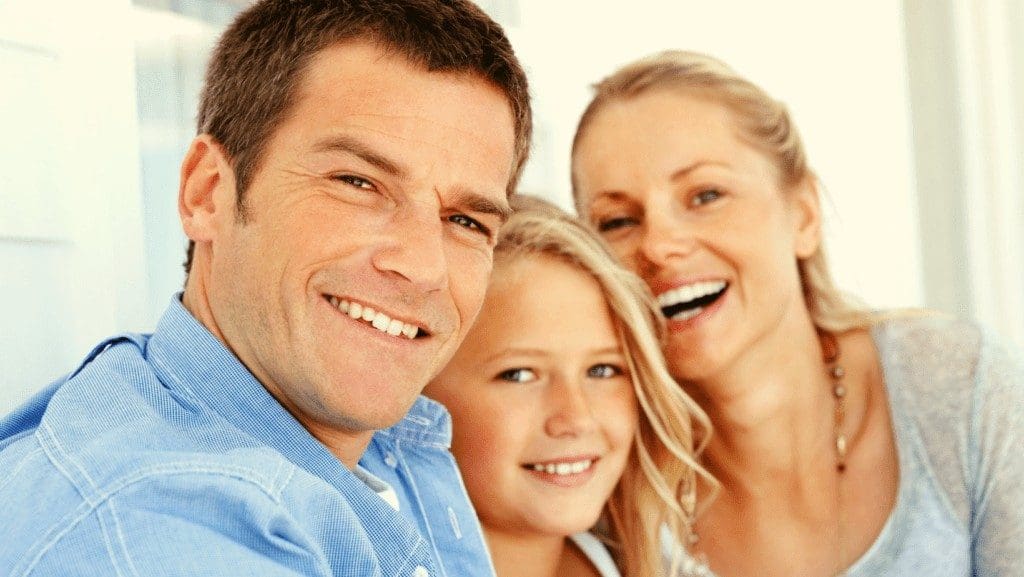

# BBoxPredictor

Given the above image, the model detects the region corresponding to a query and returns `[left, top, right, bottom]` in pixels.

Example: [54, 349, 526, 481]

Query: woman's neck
[687, 318, 841, 495]
[486, 529, 597, 577]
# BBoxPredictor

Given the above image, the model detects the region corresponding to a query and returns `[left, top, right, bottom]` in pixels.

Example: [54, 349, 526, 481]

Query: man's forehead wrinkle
[341, 110, 497, 140]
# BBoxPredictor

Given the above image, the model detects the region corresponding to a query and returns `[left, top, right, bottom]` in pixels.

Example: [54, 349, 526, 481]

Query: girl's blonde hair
[496, 194, 712, 576]
[571, 50, 871, 333]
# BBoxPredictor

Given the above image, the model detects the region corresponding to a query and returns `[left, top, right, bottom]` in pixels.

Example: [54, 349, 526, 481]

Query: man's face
[201, 40, 515, 454]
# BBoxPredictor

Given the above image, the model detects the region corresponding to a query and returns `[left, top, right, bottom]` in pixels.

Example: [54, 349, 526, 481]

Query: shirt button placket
[413, 566, 429, 577]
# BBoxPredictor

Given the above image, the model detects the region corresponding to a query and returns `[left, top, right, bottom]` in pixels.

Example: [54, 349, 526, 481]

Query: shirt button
[384, 452, 398, 468]
[413, 566, 429, 577]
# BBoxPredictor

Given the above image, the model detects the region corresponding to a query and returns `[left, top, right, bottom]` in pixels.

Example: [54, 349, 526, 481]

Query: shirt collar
[147, 295, 451, 472]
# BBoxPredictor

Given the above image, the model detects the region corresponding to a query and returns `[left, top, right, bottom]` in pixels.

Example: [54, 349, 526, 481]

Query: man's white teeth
[657, 280, 727, 308]
[327, 296, 419, 339]
[529, 459, 593, 475]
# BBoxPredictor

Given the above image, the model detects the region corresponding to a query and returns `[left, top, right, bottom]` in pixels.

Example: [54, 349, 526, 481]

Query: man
[0, 1, 530, 575]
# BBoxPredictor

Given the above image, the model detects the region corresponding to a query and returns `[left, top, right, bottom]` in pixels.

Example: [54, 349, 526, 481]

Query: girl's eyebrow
[589, 346, 625, 357]
[482, 347, 547, 364]
[482, 344, 623, 364]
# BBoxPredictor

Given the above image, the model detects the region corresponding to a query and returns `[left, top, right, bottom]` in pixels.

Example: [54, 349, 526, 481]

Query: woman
[570, 50, 1024, 576]
[425, 196, 712, 577]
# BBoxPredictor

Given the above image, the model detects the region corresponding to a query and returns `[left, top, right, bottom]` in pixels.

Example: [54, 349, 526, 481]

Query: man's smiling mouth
[326, 295, 425, 339]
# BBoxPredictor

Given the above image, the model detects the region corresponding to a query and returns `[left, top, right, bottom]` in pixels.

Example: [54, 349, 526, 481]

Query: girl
[425, 195, 711, 576]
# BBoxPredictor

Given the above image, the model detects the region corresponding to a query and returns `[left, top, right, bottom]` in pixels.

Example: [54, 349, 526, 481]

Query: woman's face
[573, 91, 821, 382]
[425, 254, 638, 539]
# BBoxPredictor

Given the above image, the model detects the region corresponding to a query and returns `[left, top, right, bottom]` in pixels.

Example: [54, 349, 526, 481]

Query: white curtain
[905, 0, 1024, 347]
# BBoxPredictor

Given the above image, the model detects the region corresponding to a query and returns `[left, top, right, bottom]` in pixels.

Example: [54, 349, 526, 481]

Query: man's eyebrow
[312, 135, 510, 223]
[311, 135, 405, 177]
[454, 189, 513, 224]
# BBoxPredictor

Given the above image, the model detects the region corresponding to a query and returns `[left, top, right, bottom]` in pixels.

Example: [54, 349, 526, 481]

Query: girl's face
[573, 91, 821, 382]
[425, 254, 638, 539]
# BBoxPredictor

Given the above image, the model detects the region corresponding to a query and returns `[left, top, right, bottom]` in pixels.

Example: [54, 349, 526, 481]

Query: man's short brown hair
[184, 0, 531, 274]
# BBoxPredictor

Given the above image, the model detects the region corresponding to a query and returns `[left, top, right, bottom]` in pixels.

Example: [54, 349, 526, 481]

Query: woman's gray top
[681, 315, 1024, 576]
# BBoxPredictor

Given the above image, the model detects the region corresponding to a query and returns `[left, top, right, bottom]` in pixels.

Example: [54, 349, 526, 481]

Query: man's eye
[497, 368, 536, 383]
[587, 364, 622, 379]
[692, 188, 722, 206]
[449, 214, 491, 237]
[334, 175, 375, 190]
[596, 216, 638, 233]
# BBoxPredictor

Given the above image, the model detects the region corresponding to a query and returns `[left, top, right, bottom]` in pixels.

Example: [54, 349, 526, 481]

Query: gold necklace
[820, 330, 848, 577]
[820, 330, 848, 472]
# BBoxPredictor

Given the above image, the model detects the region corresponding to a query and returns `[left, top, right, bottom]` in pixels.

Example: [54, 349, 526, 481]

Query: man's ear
[791, 176, 823, 259]
[179, 135, 237, 243]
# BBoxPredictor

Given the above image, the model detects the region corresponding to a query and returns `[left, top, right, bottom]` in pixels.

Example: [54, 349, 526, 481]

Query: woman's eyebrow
[670, 160, 729, 182]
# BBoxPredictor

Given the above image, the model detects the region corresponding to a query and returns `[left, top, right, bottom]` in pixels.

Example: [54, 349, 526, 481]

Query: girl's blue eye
[587, 364, 622, 379]
[497, 368, 536, 383]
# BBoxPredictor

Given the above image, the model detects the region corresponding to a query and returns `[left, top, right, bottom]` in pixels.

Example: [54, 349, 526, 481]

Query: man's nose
[372, 199, 449, 294]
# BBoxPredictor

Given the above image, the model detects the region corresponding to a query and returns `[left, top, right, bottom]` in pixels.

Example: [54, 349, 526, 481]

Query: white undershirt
[569, 532, 621, 577]
[353, 465, 400, 511]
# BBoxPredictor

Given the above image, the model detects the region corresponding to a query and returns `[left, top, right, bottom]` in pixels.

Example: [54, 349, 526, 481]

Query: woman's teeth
[672, 307, 703, 322]
[527, 459, 593, 476]
[328, 296, 420, 339]
[658, 280, 727, 320]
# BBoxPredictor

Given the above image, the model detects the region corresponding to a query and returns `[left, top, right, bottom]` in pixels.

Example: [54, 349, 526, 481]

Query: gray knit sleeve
[969, 328, 1024, 576]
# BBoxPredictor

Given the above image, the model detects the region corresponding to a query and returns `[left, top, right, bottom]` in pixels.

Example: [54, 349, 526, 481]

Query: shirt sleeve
[970, 330, 1024, 576]
[28, 471, 339, 577]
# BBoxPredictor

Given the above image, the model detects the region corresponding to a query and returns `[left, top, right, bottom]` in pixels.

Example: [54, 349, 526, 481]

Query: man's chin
[332, 387, 426, 430]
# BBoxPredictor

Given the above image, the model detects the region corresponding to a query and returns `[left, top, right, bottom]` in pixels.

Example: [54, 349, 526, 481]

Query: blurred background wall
[2, 0, 1022, 413]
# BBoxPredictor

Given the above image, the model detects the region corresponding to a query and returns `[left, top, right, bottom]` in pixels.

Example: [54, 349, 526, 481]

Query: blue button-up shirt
[0, 297, 495, 577]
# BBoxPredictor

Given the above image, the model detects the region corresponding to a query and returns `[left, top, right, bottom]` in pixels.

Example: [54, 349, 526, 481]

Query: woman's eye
[596, 216, 638, 233]
[691, 188, 722, 206]
[449, 214, 491, 237]
[497, 368, 536, 383]
[587, 364, 622, 379]
[334, 174, 375, 190]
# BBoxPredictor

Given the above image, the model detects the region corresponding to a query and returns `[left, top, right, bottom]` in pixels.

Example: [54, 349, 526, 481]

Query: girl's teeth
[386, 319, 404, 336]
[331, 298, 419, 339]
[529, 459, 594, 476]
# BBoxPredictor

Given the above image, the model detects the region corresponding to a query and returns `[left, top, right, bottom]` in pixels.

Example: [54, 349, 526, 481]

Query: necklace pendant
[836, 433, 848, 472]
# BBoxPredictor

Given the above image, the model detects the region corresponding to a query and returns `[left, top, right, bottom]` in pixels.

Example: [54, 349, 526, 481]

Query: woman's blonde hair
[495, 194, 712, 576]
[571, 50, 871, 332]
